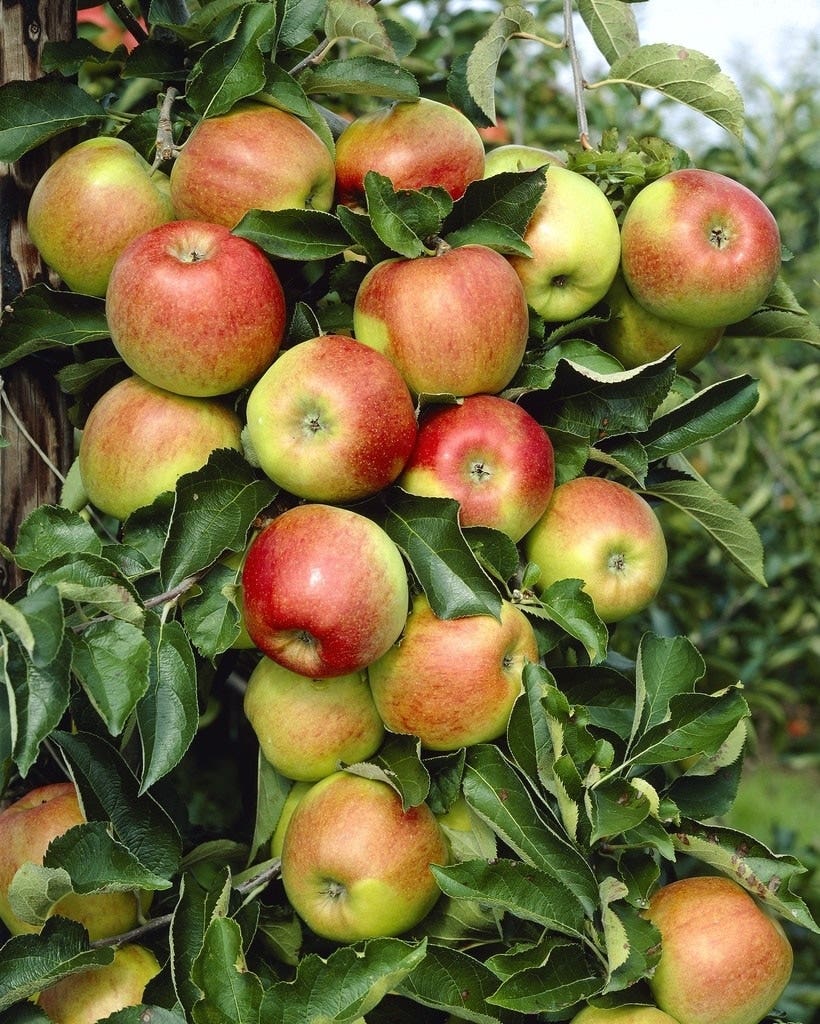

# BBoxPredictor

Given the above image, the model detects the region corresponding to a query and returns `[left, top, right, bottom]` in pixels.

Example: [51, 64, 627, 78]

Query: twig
[107, 0, 149, 45]
[0, 375, 66, 485]
[562, 0, 592, 149]
[154, 87, 180, 168]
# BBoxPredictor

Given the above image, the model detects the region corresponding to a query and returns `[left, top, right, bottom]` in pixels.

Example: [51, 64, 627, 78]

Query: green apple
[620, 168, 782, 329]
[280, 771, 449, 941]
[368, 592, 539, 751]
[483, 143, 565, 177]
[523, 476, 668, 623]
[26, 135, 174, 297]
[244, 657, 385, 782]
[509, 165, 621, 322]
[78, 375, 243, 521]
[569, 1006, 681, 1024]
[643, 875, 793, 1024]
[36, 943, 161, 1024]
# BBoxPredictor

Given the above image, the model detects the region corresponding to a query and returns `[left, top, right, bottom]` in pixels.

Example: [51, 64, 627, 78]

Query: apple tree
[0, 1, 818, 1022]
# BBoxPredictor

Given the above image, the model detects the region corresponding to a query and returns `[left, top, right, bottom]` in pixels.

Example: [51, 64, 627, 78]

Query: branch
[107, 0, 149, 45]
[562, 0, 592, 149]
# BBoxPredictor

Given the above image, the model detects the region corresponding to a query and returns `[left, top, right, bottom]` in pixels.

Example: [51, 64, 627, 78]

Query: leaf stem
[562, 0, 592, 149]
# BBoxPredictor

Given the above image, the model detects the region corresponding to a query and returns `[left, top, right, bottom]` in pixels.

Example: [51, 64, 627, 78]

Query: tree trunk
[0, 2, 76, 596]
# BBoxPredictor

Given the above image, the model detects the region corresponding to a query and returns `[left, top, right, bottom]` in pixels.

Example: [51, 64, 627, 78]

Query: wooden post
[0, 2, 76, 595]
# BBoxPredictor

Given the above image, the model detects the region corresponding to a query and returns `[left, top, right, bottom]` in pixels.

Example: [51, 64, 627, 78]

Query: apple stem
[154, 87, 180, 168]
[107, 0, 149, 44]
[562, 0, 593, 150]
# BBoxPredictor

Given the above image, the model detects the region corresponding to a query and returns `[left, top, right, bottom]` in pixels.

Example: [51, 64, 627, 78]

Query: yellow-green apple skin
[483, 143, 565, 176]
[106, 220, 286, 398]
[36, 943, 161, 1024]
[334, 97, 485, 207]
[620, 168, 781, 330]
[353, 244, 530, 397]
[26, 136, 174, 297]
[368, 593, 539, 751]
[644, 875, 793, 1024]
[243, 658, 385, 782]
[0, 783, 145, 941]
[509, 165, 621, 322]
[596, 272, 724, 372]
[244, 334, 418, 503]
[169, 101, 336, 228]
[241, 504, 409, 678]
[398, 394, 555, 542]
[271, 782, 314, 859]
[280, 771, 449, 941]
[523, 476, 668, 623]
[570, 1006, 681, 1024]
[78, 375, 243, 521]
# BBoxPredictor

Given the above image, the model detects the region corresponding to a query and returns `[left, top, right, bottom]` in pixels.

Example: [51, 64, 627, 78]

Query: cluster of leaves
[0, 0, 818, 1020]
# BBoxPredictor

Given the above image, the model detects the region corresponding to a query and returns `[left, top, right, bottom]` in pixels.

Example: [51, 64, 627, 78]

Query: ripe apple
[570, 1007, 681, 1024]
[105, 220, 286, 397]
[36, 943, 161, 1024]
[353, 243, 530, 397]
[0, 783, 145, 941]
[243, 657, 385, 782]
[334, 97, 485, 207]
[26, 136, 174, 297]
[243, 333, 418, 503]
[523, 476, 668, 623]
[280, 770, 449, 941]
[620, 168, 782, 329]
[78, 375, 243, 521]
[508, 165, 621, 322]
[241, 503, 409, 678]
[169, 101, 336, 227]
[398, 394, 555, 542]
[368, 593, 539, 751]
[595, 272, 724, 372]
[643, 875, 794, 1024]
[483, 143, 565, 177]
[271, 781, 314, 859]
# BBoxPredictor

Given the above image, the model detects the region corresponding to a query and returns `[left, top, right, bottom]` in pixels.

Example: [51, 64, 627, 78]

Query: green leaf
[524, 578, 609, 665]
[44, 821, 173, 893]
[0, 286, 109, 369]
[0, 585, 65, 668]
[345, 733, 430, 810]
[487, 940, 602, 1012]
[300, 56, 419, 100]
[7, 863, 72, 931]
[578, 0, 640, 67]
[465, 6, 539, 122]
[629, 687, 749, 767]
[256, 64, 335, 152]
[394, 944, 505, 1023]
[725, 277, 820, 346]
[276, 0, 326, 48]
[250, 753, 292, 865]
[170, 874, 210, 1016]
[363, 171, 449, 258]
[443, 167, 547, 252]
[13, 506, 103, 574]
[588, 780, 651, 843]
[3, 637, 71, 778]
[336, 206, 394, 264]
[234, 208, 352, 261]
[180, 560, 244, 660]
[631, 632, 706, 743]
[29, 552, 145, 625]
[463, 526, 520, 586]
[382, 493, 502, 620]
[71, 619, 151, 735]
[323, 0, 397, 61]
[0, 81, 105, 162]
[597, 44, 745, 139]
[191, 916, 264, 1023]
[599, 899, 661, 993]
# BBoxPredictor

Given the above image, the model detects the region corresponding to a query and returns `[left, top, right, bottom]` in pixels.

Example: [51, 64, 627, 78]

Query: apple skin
[241, 504, 409, 678]
[620, 168, 782, 329]
[595, 272, 724, 372]
[483, 143, 565, 176]
[244, 333, 418, 502]
[78, 375, 243, 521]
[569, 1007, 681, 1024]
[26, 136, 174, 297]
[368, 593, 539, 751]
[271, 781, 314, 859]
[353, 244, 530, 397]
[36, 943, 161, 1024]
[0, 783, 145, 941]
[398, 394, 555, 542]
[523, 476, 668, 623]
[105, 220, 286, 398]
[169, 101, 336, 228]
[243, 658, 385, 782]
[334, 97, 485, 207]
[509, 165, 621, 323]
[280, 770, 449, 941]
[643, 875, 794, 1024]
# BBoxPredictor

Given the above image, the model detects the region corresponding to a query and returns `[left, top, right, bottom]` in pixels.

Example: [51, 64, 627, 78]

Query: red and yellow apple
[353, 243, 530, 397]
[78, 375, 243, 521]
[280, 770, 449, 941]
[271, 781, 314, 859]
[570, 1007, 681, 1024]
[105, 220, 286, 397]
[398, 394, 555, 542]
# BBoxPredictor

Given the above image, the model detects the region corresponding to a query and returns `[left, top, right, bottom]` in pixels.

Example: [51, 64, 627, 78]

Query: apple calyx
[708, 224, 731, 249]
[321, 879, 347, 902]
[608, 551, 628, 574]
[469, 460, 492, 484]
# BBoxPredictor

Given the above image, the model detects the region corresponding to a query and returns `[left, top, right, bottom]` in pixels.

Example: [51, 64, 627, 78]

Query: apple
[36, 943, 161, 1024]
[595, 272, 724, 372]
[243, 657, 385, 782]
[523, 476, 668, 623]
[105, 220, 286, 397]
[334, 97, 485, 207]
[26, 136, 174, 297]
[398, 394, 555, 542]
[0, 783, 145, 941]
[271, 781, 314, 859]
[169, 101, 336, 228]
[280, 770, 449, 941]
[508, 165, 621, 322]
[643, 875, 793, 1024]
[77, 6, 144, 51]
[368, 592, 539, 751]
[78, 375, 243, 521]
[243, 333, 418, 503]
[483, 143, 565, 177]
[620, 168, 782, 329]
[353, 243, 530, 397]
[241, 503, 409, 678]
[569, 1007, 681, 1024]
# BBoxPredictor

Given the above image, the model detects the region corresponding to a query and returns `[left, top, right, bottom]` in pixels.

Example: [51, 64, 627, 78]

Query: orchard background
[0, 1, 818, 1022]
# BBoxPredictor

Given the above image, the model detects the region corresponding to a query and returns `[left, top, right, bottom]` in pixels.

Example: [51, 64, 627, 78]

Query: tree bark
[0, 1, 76, 596]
